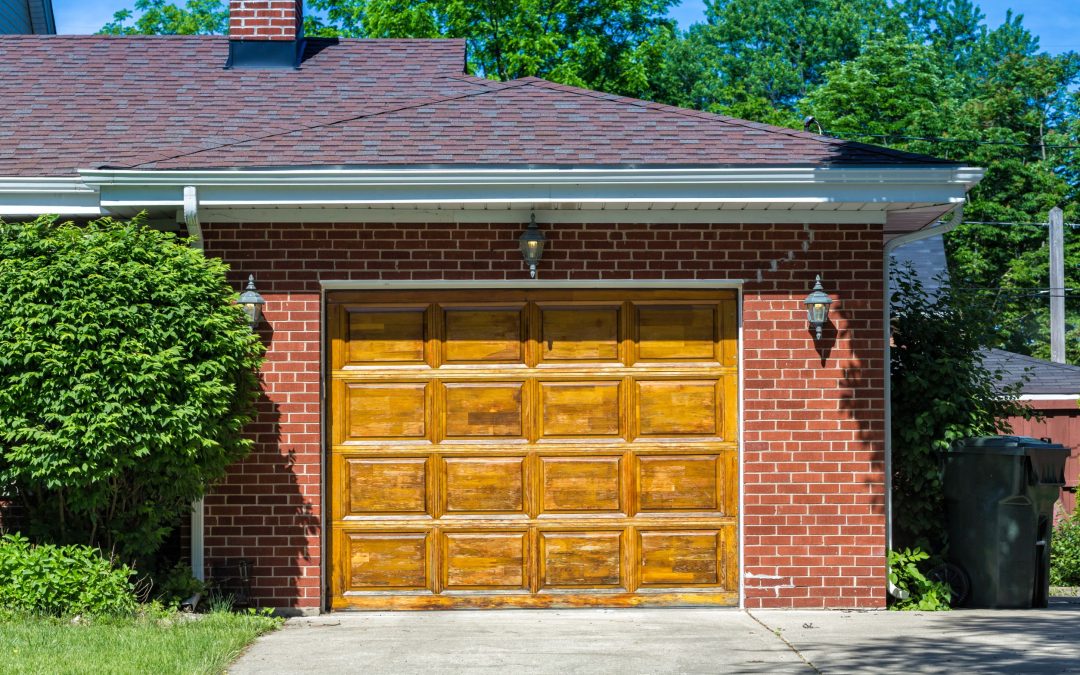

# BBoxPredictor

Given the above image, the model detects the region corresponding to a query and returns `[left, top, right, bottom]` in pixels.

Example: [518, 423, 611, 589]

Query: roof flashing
[225, 38, 306, 70]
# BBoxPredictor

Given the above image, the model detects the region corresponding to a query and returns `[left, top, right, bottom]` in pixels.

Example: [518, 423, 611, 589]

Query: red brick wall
[200, 219, 886, 611]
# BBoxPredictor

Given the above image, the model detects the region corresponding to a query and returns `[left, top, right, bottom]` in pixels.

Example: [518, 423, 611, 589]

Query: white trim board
[201, 207, 889, 225]
[1018, 394, 1080, 401]
[320, 279, 746, 290]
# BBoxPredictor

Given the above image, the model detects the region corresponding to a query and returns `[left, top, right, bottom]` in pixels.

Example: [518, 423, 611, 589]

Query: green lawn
[0, 610, 281, 675]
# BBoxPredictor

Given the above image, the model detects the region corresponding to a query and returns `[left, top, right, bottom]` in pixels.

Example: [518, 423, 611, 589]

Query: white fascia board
[80, 166, 981, 211]
[1018, 394, 1079, 401]
[0, 177, 102, 217]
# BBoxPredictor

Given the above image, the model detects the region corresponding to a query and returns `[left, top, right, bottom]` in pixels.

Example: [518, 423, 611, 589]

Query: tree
[803, 36, 956, 154]
[649, 0, 896, 125]
[890, 265, 1031, 551]
[0, 217, 264, 562]
[100, 0, 227, 35]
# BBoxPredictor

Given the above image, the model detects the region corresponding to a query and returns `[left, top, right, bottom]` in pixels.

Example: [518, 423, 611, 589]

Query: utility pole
[1049, 206, 1066, 364]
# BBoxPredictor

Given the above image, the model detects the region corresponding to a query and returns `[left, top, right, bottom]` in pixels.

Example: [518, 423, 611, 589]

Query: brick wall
[200, 219, 886, 611]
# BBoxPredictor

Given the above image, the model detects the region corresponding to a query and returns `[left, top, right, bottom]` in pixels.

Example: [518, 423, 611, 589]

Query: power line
[825, 131, 1080, 151]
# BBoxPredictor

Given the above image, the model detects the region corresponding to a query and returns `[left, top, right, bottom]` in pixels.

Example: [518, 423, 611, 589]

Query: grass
[0, 608, 282, 675]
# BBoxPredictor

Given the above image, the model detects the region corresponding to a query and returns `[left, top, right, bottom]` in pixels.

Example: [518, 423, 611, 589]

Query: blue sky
[54, 0, 1077, 55]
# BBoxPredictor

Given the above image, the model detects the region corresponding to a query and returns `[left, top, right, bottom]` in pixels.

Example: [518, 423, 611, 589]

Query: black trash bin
[944, 436, 1070, 608]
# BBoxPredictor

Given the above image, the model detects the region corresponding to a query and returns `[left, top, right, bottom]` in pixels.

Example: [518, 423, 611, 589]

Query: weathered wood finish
[329, 290, 739, 610]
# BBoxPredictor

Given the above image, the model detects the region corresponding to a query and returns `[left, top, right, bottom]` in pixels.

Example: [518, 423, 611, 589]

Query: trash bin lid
[950, 436, 1070, 456]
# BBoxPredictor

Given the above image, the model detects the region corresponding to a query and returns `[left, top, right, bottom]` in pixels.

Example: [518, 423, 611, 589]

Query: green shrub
[0, 533, 136, 616]
[0, 217, 264, 562]
[1051, 514, 1080, 587]
[888, 547, 952, 611]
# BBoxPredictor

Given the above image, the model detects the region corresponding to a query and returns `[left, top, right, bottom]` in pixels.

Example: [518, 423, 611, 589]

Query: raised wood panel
[346, 458, 427, 515]
[638, 530, 720, 586]
[443, 383, 523, 438]
[540, 532, 623, 588]
[443, 306, 524, 363]
[345, 383, 427, 439]
[443, 532, 527, 589]
[443, 457, 526, 514]
[538, 305, 620, 362]
[637, 304, 716, 361]
[540, 457, 622, 513]
[330, 290, 739, 609]
[345, 532, 429, 590]
[636, 380, 718, 436]
[638, 456, 719, 511]
[347, 308, 426, 364]
[540, 381, 621, 437]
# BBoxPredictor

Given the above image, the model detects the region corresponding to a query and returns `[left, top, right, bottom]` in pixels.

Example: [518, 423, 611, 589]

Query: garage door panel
[443, 382, 524, 438]
[637, 455, 720, 512]
[344, 382, 428, 440]
[330, 290, 738, 609]
[540, 531, 624, 588]
[443, 306, 525, 363]
[443, 532, 528, 589]
[344, 532, 430, 591]
[344, 457, 429, 516]
[638, 530, 721, 587]
[636, 380, 719, 437]
[636, 304, 717, 362]
[443, 457, 527, 514]
[540, 456, 623, 513]
[539, 381, 622, 438]
[537, 305, 621, 363]
[345, 307, 428, 365]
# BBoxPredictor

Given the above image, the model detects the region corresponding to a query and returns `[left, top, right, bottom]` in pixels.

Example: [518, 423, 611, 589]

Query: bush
[888, 547, 952, 611]
[0, 533, 136, 616]
[1051, 514, 1080, 587]
[0, 217, 264, 562]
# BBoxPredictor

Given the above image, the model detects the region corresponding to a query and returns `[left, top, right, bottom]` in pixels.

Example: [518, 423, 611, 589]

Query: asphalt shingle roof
[983, 348, 1080, 396]
[0, 35, 957, 176]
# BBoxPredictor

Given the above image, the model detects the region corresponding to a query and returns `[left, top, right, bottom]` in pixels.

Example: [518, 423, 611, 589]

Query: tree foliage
[0, 217, 264, 562]
[101, 0, 227, 35]
[890, 265, 1031, 551]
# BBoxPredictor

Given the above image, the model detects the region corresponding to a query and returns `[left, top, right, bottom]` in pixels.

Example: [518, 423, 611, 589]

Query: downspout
[882, 203, 963, 597]
[183, 186, 206, 597]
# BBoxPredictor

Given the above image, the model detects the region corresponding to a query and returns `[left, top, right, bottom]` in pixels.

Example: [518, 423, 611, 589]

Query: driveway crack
[746, 610, 822, 674]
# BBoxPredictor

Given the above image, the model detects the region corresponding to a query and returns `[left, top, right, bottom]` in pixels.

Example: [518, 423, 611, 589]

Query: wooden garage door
[328, 290, 738, 609]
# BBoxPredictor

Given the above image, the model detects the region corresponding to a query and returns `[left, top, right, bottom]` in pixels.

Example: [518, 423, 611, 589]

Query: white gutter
[0, 177, 101, 217]
[79, 166, 986, 187]
[76, 165, 983, 213]
[2, 166, 983, 218]
[882, 203, 965, 558]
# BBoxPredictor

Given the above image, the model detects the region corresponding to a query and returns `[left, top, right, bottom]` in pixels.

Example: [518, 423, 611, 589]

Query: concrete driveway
[229, 597, 1080, 674]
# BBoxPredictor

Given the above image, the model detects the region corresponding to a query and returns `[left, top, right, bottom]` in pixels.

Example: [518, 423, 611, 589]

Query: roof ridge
[987, 348, 1080, 372]
[125, 78, 529, 170]
[517, 78, 956, 165]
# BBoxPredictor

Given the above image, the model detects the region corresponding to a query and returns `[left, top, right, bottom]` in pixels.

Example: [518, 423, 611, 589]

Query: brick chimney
[226, 1, 305, 69]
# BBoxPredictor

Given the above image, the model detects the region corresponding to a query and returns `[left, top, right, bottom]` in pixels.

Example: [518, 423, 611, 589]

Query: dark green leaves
[0, 217, 264, 563]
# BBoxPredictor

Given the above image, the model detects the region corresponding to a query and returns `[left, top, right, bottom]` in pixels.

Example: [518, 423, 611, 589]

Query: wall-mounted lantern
[518, 214, 547, 279]
[237, 274, 266, 328]
[804, 274, 833, 340]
